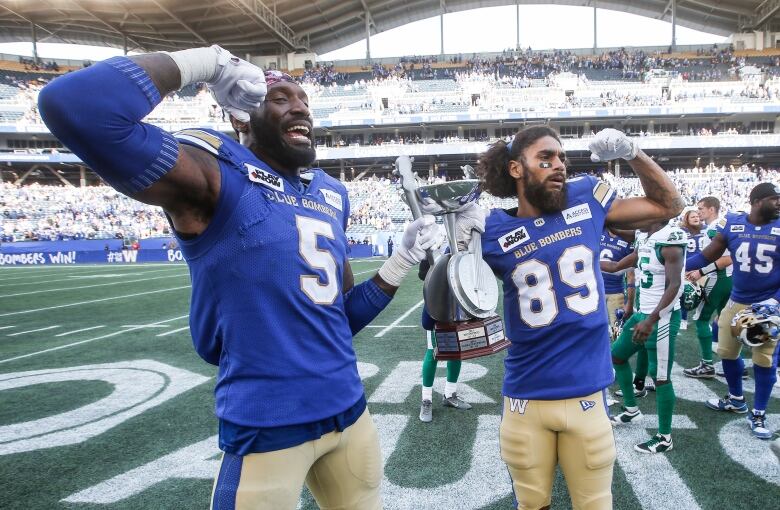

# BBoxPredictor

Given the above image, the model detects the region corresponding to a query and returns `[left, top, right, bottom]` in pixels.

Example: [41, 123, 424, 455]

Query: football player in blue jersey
[38, 46, 440, 510]
[599, 228, 635, 326]
[456, 126, 683, 509]
[687, 182, 780, 439]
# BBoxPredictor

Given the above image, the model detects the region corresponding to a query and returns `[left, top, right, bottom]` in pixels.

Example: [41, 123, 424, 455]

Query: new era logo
[580, 400, 596, 412]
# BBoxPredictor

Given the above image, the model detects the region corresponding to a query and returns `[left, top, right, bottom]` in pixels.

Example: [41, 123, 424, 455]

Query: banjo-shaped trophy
[394, 156, 509, 360]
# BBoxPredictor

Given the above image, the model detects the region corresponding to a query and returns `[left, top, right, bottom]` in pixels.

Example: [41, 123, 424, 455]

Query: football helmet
[681, 282, 703, 311]
[610, 308, 625, 341]
[731, 305, 780, 348]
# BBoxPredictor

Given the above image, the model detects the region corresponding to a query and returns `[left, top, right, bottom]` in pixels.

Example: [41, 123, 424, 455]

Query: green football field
[0, 261, 777, 510]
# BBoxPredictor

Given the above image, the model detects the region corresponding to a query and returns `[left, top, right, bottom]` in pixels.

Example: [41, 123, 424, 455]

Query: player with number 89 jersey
[462, 125, 684, 510]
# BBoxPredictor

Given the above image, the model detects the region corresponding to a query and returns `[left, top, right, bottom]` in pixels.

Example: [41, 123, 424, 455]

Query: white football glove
[207, 46, 267, 123]
[588, 128, 639, 162]
[378, 215, 441, 287]
[454, 203, 488, 251]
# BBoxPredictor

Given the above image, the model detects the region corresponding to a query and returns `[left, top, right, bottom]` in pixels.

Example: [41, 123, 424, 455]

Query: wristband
[377, 251, 415, 287]
[165, 46, 219, 88]
[700, 262, 718, 276]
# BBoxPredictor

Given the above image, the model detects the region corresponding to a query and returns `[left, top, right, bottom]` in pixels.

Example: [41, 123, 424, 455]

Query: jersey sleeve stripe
[593, 182, 614, 208]
[175, 132, 220, 156]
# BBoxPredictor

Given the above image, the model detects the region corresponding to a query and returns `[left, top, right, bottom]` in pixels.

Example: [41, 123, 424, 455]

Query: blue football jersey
[716, 212, 780, 303]
[682, 227, 707, 258]
[172, 129, 361, 429]
[482, 176, 616, 400]
[599, 229, 633, 295]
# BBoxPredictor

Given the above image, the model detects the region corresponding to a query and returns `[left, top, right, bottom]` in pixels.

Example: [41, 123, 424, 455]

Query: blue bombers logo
[579, 400, 596, 412]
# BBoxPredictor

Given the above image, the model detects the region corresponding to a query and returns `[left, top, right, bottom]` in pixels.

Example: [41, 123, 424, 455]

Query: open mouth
[283, 123, 311, 145]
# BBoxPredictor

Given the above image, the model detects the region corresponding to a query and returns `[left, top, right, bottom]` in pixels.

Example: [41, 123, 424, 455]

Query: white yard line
[0, 267, 183, 289]
[156, 326, 191, 337]
[0, 314, 189, 364]
[0, 273, 190, 298]
[0, 326, 15, 331]
[374, 300, 425, 338]
[122, 324, 169, 328]
[55, 325, 106, 337]
[0, 285, 192, 318]
[7, 325, 61, 337]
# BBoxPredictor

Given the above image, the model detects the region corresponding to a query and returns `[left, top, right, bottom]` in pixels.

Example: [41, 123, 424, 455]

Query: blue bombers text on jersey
[599, 229, 633, 295]
[172, 129, 363, 435]
[482, 176, 616, 400]
[716, 212, 780, 304]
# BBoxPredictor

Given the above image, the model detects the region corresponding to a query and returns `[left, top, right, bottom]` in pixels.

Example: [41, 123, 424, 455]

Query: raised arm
[38, 46, 266, 236]
[588, 129, 684, 230]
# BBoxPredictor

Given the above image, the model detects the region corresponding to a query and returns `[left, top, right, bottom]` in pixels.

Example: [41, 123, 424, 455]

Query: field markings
[0, 264, 168, 281]
[0, 314, 189, 365]
[55, 325, 106, 337]
[0, 326, 15, 331]
[374, 300, 424, 338]
[122, 324, 169, 329]
[157, 326, 190, 337]
[7, 325, 61, 337]
[0, 285, 192, 318]
[0, 272, 190, 298]
[0, 267, 184, 289]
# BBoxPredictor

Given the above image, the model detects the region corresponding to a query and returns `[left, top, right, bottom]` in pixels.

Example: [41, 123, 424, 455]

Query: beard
[522, 162, 567, 214]
[759, 201, 780, 221]
[250, 114, 316, 170]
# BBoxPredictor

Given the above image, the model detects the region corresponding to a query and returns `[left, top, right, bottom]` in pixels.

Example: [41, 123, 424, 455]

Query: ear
[508, 159, 522, 179]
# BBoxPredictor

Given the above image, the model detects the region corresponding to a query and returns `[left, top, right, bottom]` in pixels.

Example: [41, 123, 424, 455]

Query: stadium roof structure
[0, 1, 777, 57]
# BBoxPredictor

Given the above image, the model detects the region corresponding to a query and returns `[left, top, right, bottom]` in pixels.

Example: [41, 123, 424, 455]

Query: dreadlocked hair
[477, 125, 562, 198]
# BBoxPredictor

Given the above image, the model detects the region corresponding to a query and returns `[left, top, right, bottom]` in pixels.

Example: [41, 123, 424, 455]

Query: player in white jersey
[601, 222, 687, 453]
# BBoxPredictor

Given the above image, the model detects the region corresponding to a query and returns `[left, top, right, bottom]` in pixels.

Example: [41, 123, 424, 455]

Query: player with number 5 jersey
[38, 46, 441, 510]
[456, 126, 684, 510]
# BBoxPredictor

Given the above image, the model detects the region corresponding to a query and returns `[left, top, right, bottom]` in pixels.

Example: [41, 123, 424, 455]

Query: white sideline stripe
[0, 314, 189, 364]
[0, 326, 15, 331]
[157, 326, 190, 337]
[55, 325, 106, 337]
[0, 272, 190, 298]
[0, 267, 183, 289]
[0, 285, 192, 318]
[364, 325, 417, 328]
[374, 300, 425, 338]
[122, 324, 169, 329]
[7, 325, 61, 337]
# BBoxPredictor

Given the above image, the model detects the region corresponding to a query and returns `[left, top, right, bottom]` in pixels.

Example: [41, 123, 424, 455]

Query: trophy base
[433, 315, 510, 361]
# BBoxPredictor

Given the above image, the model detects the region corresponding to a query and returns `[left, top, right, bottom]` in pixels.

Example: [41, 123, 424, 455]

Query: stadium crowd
[2, 166, 778, 243]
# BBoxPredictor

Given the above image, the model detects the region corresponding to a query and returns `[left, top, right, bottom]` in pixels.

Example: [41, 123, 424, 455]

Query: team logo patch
[562, 203, 592, 225]
[771, 227, 780, 236]
[320, 189, 343, 211]
[246, 164, 284, 192]
[580, 400, 596, 411]
[617, 240, 628, 247]
[534, 218, 545, 227]
[508, 398, 529, 414]
[717, 217, 728, 229]
[498, 226, 530, 252]
[730, 224, 745, 232]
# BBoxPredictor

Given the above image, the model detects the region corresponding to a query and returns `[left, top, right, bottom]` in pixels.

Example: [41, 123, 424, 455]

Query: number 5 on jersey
[296, 215, 339, 305]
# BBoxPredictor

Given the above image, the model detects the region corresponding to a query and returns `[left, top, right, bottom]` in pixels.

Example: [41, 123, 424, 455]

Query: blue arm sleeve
[38, 57, 179, 195]
[343, 278, 393, 335]
[421, 306, 435, 331]
[685, 252, 717, 273]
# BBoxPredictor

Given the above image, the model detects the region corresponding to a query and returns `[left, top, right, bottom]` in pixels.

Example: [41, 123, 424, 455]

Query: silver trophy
[394, 156, 508, 360]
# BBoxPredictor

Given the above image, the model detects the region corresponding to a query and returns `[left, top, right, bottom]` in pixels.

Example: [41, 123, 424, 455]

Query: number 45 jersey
[482, 176, 616, 400]
[717, 212, 780, 304]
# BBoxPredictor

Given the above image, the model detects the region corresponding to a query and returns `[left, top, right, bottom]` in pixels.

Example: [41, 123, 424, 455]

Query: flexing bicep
[605, 197, 678, 230]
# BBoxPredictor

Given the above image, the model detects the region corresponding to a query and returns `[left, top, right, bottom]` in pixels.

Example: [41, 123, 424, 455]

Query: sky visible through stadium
[0, 5, 727, 62]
